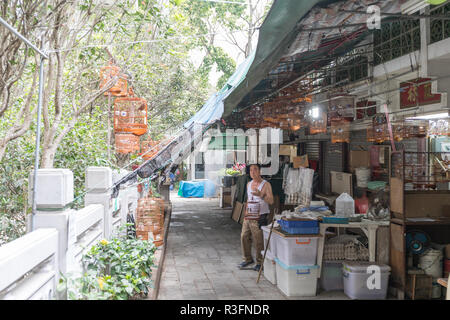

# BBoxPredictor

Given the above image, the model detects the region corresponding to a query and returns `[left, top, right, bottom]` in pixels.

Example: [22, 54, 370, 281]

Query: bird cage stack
[99, 62, 149, 155]
[136, 195, 165, 247]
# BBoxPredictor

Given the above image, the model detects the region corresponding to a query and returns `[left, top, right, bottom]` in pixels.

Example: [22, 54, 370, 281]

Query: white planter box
[275, 235, 318, 266]
[275, 258, 318, 297]
[29, 169, 73, 209]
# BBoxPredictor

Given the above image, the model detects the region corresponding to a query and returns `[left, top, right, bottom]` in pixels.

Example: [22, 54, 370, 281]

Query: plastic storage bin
[274, 258, 319, 297]
[263, 251, 277, 285]
[278, 219, 319, 234]
[261, 225, 278, 258]
[342, 261, 391, 299]
[275, 234, 319, 266]
[335, 193, 355, 217]
[319, 261, 344, 291]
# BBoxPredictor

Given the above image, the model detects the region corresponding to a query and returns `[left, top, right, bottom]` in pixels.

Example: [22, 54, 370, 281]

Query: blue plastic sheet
[178, 181, 205, 198]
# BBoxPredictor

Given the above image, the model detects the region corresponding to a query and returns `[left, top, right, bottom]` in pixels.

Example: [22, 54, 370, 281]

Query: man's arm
[262, 182, 274, 205]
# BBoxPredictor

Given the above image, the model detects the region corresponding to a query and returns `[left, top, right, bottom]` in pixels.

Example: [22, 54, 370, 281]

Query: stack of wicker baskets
[136, 196, 165, 247]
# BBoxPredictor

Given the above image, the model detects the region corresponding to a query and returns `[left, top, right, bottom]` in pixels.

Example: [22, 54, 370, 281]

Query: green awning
[222, 0, 324, 117]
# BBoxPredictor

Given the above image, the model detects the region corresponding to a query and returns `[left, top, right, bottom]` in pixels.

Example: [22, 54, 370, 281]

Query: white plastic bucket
[419, 249, 443, 278]
[355, 167, 370, 188]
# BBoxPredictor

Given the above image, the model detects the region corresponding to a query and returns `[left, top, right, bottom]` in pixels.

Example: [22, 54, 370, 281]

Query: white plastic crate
[275, 258, 319, 297]
[261, 225, 278, 258]
[262, 251, 276, 285]
[342, 261, 390, 300]
[275, 235, 318, 266]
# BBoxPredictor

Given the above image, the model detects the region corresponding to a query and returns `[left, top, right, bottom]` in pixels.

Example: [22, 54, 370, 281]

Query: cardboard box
[293, 155, 309, 168]
[279, 145, 297, 156]
[349, 150, 370, 172]
[330, 171, 353, 196]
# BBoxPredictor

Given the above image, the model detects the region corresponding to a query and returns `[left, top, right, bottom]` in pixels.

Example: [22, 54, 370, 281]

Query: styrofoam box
[276, 235, 318, 266]
[261, 225, 278, 258]
[29, 169, 74, 208]
[274, 258, 319, 297]
[86, 167, 113, 192]
[319, 261, 344, 291]
[342, 261, 391, 300]
[262, 251, 276, 285]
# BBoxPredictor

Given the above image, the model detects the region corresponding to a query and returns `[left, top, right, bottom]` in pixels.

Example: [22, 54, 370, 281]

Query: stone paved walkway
[157, 193, 348, 300]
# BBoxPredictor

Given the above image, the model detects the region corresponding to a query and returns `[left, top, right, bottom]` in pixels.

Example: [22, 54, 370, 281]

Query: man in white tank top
[238, 164, 274, 271]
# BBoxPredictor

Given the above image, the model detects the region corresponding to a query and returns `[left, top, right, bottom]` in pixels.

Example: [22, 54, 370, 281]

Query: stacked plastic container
[261, 226, 278, 285]
[271, 220, 320, 297]
[342, 261, 391, 299]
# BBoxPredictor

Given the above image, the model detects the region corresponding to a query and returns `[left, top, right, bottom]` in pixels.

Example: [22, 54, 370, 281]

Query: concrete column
[419, 6, 430, 77]
[84, 167, 113, 239]
[28, 169, 75, 274]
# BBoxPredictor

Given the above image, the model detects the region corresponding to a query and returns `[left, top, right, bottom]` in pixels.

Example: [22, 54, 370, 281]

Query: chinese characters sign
[400, 78, 441, 109]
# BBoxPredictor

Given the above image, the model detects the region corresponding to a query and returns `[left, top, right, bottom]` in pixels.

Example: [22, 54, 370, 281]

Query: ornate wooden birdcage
[99, 62, 128, 97]
[113, 89, 148, 136]
[366, 125, 376, 142]
[308, 108, 327, 135]
[328, 95, 355, 124]
[331, 119, 350, 143]
[373, 113, 389, 143]
[115, 132, 140, 154]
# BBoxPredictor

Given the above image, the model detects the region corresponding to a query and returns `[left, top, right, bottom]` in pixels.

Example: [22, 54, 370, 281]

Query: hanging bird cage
[113, 89, 148, 136]
[392, 122, 405, 141]
[331, 119, 350, 143]
[141, 139, 160, 161]
[372, 113, 389, 143]
[99, 63, 128, 97]
[115, 132, 140, 154]
[309, 108, 327, 135]
[366, 125, 376, 142]
[328, 95, 355, 122]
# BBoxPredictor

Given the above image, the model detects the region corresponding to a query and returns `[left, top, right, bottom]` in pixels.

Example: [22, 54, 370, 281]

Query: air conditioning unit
[401, 0, 430, 15]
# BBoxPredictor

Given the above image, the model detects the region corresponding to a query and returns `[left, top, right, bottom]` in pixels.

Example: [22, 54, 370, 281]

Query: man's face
[249, 165, 261, 180]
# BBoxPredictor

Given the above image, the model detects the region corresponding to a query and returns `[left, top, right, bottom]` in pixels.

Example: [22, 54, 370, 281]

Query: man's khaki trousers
[241, 218, 264, 265]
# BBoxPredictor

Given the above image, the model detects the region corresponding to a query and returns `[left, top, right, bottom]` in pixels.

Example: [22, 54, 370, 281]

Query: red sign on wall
[400, 78, 441, 109]
[356, 100, 377, 119]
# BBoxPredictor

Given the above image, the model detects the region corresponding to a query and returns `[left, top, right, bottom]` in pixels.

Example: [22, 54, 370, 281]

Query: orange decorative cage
[366, 126, 376, 142]
[115, 133, 140, 154]
[99, 64, 128, 97]
[114, 96, 148, 136]
[309, 109, 327, 134]
[140, 139, 160, 160]
[331, 119, 350, 143]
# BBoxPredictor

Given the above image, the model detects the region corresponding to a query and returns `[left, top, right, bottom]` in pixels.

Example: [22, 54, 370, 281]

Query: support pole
[0, 15, 48, 231]
[31, 57, 46, 230]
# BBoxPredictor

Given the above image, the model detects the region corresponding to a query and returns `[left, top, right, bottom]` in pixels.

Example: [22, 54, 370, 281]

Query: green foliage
[59, 224, 157, 300]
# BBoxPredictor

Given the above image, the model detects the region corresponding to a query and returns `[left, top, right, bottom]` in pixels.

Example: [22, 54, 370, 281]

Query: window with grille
[373, 19, 420, 65]
[430, 2, 450, 44]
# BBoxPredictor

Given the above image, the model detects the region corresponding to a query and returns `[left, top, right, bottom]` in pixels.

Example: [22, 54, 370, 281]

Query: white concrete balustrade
[0, 167, 139, 300]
